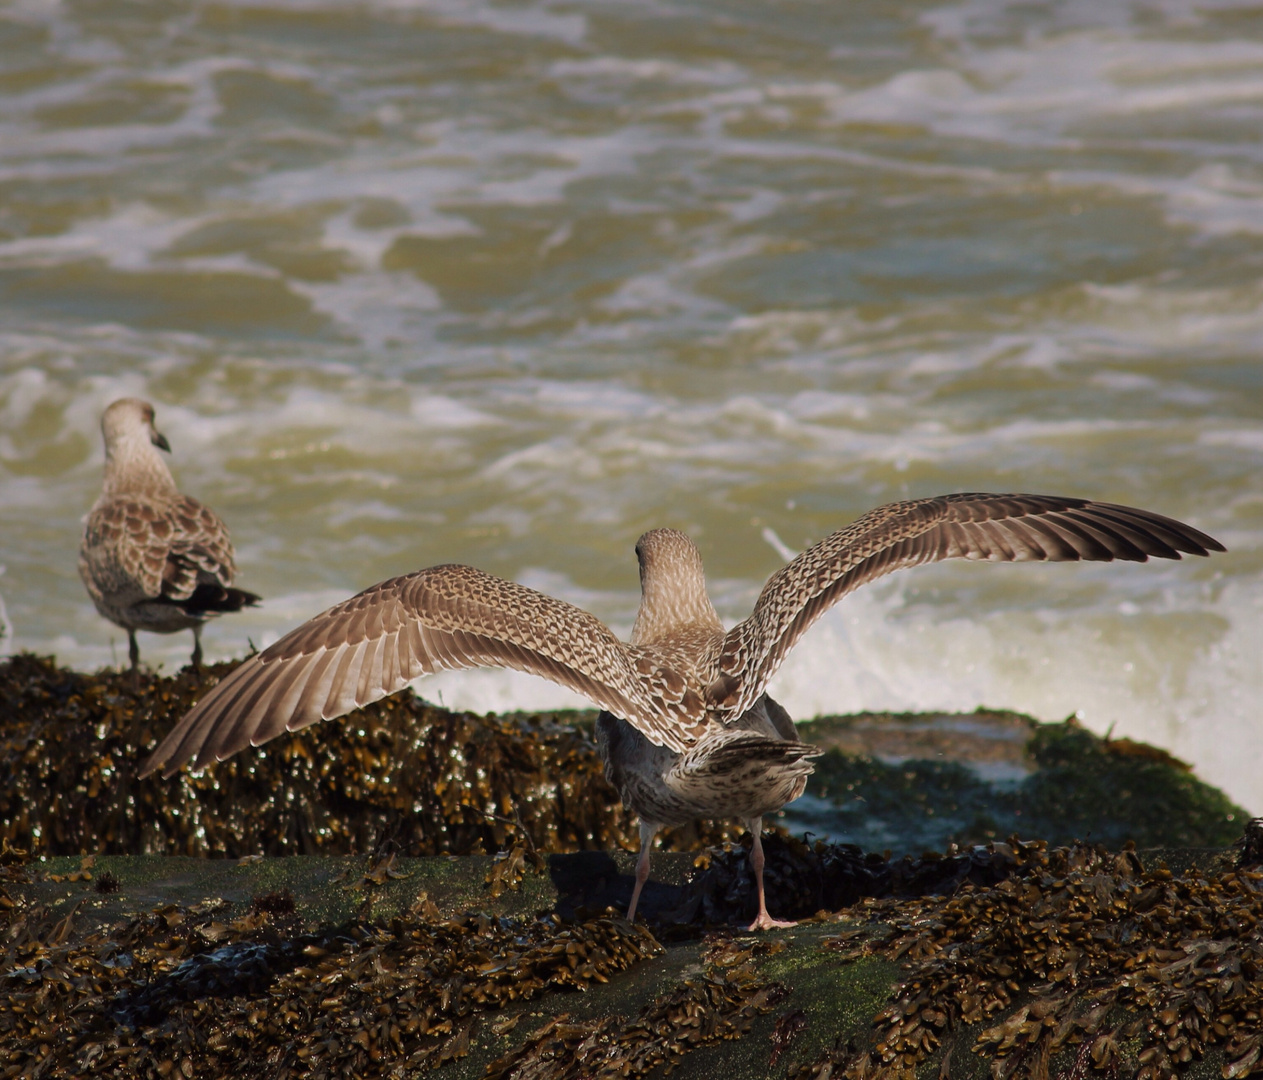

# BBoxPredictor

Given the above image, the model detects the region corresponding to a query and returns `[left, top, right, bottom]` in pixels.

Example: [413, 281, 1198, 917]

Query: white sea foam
[1, 0, 1259, 821]
[0, 566, 12, 647]
[412, 559, 1261, 814]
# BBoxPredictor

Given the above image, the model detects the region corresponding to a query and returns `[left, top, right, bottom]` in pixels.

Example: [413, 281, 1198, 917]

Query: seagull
[140, 494, 1223, 929]
[79, 398, 261, 686]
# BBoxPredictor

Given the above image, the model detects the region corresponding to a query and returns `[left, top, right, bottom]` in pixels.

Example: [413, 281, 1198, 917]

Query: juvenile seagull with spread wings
[142, 494, 1222, 929]
[80, 398, 260, 686]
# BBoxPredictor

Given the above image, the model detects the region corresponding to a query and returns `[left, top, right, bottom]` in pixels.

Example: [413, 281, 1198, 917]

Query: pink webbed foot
[746, 911, 797, 932]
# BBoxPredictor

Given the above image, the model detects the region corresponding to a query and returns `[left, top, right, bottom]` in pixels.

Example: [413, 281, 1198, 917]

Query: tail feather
[161, 584, 262, 616]
[669, 732, 820, 819]
[680, 733, 821, 781]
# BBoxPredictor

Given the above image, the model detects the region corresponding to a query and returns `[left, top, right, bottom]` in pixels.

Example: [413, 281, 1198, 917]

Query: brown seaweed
[799, 839, 1263, 1080]
[483, 935, 787, 1080]
[0, 653, 736, 860]
[0, 860, 662, 1079]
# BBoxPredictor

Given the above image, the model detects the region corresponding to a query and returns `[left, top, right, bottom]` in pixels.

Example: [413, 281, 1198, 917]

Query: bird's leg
[626, 820, 657, 924]
[128, 630, 141, 693]
[744, 817, 795, 931]
[190, 624, 203, 674]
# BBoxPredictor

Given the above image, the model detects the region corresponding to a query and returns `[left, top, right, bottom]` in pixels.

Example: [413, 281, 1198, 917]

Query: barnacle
[4, 655, 1260, 1079]
[0, 654, 737, 860]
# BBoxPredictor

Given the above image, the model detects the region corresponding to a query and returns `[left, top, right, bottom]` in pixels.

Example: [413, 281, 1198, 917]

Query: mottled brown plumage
[597, 693, 819, 928]
[142, 493, 1222, 928]
[79, 398, 260, 681]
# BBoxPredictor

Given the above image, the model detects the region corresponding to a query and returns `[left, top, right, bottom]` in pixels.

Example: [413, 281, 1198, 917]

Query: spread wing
[141, 563, 697, 777]
[706, 494, 1224, 719]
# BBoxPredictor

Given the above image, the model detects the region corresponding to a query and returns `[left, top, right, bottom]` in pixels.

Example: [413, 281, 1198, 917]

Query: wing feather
[357, 632, 385, 705]
[142, 563, 682, 776]
[256, 651, 332, 746]
[213, 660, 288, 758]
[331, 640, 373, 715]
[422, 621, 462, 672]
[1069, 505, 1180, 558]
[1055, 510, 1147, 560]
[291, 648, 341, 728]
[237, 656, 311, 748]
[322, 645, 363, 716]
[708, 494, 1223, 718]
[1019, 515, 1093, 559]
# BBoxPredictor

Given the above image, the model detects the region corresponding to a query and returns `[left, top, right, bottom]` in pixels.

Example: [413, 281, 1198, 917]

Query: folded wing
[158, 495, 242, 601]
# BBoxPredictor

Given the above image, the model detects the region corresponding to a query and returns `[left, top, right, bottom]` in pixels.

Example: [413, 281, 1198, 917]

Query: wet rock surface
[1, 654, 1259, 1079]
[789, 712, 1245, 855]
[4, 837, 1263, 1079]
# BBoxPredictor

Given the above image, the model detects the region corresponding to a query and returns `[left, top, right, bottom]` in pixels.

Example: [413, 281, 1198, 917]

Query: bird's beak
[153, 430, 172, 452]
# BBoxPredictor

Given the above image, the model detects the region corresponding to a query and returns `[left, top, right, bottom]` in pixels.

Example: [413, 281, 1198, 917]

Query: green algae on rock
[792, 711, 1244, 855]
[5, 837, 1263, 1079]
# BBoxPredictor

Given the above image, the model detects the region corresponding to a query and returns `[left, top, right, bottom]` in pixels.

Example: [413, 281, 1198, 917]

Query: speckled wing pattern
[706, 494, 1225, 720]
[142, 563, 701, 777]
[81, 493, 238, 605]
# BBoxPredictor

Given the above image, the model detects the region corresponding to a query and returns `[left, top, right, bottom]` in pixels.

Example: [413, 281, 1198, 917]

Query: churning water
[1, 0, 1259, 809]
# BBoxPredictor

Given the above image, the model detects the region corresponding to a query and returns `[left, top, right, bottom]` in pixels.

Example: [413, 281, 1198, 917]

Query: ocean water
[0, 0, 1259, 811]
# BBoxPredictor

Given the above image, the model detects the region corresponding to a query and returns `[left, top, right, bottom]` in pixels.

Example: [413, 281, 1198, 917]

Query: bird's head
[630, 528, 722, 645]
[101, 397, 171, 454]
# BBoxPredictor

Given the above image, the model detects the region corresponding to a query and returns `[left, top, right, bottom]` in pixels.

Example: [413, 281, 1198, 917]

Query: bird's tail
[670, 733, 821, 818]
[683, 733, 820, 777]
[164, 583, 262, 616]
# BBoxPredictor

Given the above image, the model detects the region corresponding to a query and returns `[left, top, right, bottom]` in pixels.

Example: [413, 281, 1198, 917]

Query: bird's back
[596, 694, 818, 827]
[79, 490, 242, 629]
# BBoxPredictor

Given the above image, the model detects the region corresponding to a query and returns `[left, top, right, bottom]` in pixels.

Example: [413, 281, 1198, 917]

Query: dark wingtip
[1079, 502, 1227, 561]
[173, 584, 262, 615]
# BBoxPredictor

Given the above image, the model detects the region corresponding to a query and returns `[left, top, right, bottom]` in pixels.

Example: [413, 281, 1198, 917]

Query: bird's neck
[630, 574, 723, 647]
[102, 437, 178, 498]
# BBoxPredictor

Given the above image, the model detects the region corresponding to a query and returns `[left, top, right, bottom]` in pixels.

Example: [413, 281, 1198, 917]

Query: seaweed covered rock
[0, 653, 735, 858]
[1, 654, 1247, 863]
[801, 839, 1263, 1080]
[0, 872, 666, 1077]
[4, 836, 1263, 1079]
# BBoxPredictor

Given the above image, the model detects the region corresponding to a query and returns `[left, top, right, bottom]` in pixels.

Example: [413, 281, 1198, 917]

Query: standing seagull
[141, 494, 1222, 928]
[79, 398, 261, 686]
